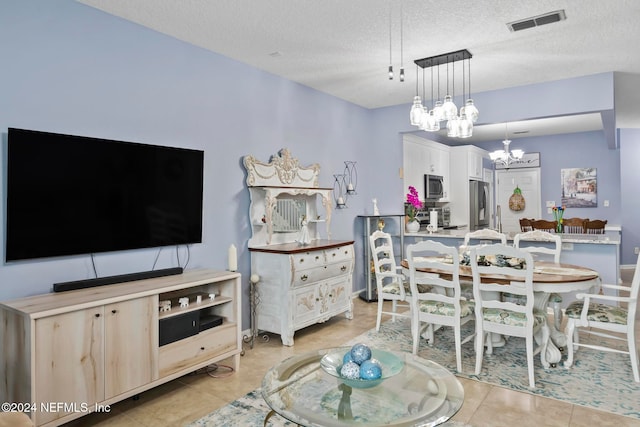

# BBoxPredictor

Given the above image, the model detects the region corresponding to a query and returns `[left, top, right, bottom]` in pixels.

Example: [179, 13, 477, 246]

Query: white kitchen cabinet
[403, 134, 451, 201]
[403, 137, 427, 193]
[468, 149, 484, 180]
[244, 149, 354, 346]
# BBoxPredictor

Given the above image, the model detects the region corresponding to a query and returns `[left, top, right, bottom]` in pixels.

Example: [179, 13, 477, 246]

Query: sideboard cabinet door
[104, 296, 158, 399]
[34, 308, 105, 426]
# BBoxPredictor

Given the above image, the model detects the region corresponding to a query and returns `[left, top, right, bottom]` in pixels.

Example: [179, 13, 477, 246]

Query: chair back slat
[584, 219, 607, 234]
[562, 217, 588, 233]
[463, 229, 507, 246]
[513, 230, 561, 263]
[519, 218, 534, 232]
[530, 219, 557, 232]
[406, 240, 461, 304]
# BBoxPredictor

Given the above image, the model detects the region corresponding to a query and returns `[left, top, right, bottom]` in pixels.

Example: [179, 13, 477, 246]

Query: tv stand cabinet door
[34, 308, 105, 426]
[104, 296, 158, 399]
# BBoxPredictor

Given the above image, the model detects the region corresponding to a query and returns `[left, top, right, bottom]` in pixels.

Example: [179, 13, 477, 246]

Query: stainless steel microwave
[424, 174, 444, 200]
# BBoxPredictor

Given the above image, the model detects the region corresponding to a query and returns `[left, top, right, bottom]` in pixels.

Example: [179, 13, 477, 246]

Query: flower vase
[406, 220, 420, 233]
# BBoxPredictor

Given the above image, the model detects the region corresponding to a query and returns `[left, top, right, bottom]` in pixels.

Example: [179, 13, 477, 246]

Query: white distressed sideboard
[244, 149, 354, 345]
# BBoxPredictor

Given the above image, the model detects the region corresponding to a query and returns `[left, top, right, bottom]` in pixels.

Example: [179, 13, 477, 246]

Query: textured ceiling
[77, 0, 640, 141]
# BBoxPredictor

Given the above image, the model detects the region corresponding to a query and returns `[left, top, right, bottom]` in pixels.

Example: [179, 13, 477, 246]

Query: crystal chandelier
[489, 124, 524, 167]
[409, 49, 478, 138]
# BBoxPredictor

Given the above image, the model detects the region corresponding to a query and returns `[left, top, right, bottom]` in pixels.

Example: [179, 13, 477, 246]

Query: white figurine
[372, 198, 380, 216]
[159, 300, 171, 312]
[196, 295, 202, 304]
[209, 293, 216, 301]
[179, 297, 189, 308]
[298, 215, 310, 245]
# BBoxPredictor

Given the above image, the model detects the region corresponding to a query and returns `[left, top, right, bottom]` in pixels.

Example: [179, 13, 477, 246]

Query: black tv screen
[6, 128, 204, 262]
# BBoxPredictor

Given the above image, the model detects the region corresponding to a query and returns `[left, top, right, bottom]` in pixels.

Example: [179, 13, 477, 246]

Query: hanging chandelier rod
[414, 49, 472, 69]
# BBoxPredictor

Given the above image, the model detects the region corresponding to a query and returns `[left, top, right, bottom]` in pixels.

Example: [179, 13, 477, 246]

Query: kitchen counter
[404, 229, 620, 245]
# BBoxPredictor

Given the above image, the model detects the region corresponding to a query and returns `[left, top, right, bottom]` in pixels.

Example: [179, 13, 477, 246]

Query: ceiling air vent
[507, 10, 566, 32]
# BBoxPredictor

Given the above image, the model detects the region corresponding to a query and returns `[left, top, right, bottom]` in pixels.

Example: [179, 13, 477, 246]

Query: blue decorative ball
[340, 361, 361, 379]
[350, 343, 372, 365]
[342, 351, 354, 364]
[359, 359, 382, 380]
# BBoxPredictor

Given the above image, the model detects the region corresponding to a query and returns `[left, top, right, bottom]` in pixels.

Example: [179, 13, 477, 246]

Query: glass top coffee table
[261, 347, 464, 426]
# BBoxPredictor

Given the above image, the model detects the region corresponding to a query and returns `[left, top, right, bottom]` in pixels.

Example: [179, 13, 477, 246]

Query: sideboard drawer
[291, 261, 352, 287]
[159, 325, 236, 377]
[325, 245, 354, 263]
[292, 252, 326, 269]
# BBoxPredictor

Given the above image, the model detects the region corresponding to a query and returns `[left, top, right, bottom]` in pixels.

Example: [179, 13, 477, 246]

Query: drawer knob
[111, 309, 117, 314]
[94, 313, 101, 318]
[201, 347, 205, 351]
[332, 253, 336, 257]
[315, 256, 320, 260]
[300, 258, 304, 263]
[301, 275, 308, 281]
[341, 265, 347, 272]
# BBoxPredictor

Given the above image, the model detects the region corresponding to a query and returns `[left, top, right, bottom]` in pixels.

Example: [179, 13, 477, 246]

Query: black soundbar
[53, 267, 184, 292]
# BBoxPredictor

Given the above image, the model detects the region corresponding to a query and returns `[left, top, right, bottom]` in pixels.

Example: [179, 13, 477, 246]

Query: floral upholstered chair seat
[381, 282, 431, 296]
[418, 299, 474, 318]
[565, 301, 627, 324]
[479, 307, 547, 328]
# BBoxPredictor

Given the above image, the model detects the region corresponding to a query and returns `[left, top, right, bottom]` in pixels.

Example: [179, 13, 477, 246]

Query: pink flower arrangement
[405, 186, 423, 222]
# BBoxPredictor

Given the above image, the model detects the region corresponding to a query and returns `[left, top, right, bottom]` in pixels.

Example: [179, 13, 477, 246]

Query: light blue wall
[483, 131, 621, 224]
[0, 1, 636, 331]
[0, 1, 372, 325]
[620, 129, 640, 265]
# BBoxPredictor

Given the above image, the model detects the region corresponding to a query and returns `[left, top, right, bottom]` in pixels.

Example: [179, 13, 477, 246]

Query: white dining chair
[460, 229, 507, 300]
[470, 244, 550, 388]
[369, 230, 412, 331]
[513, 230, 564, 331]
[406, 240, 475, 373]
[463, 229, 507, 246]
[564, 253, 640, 382]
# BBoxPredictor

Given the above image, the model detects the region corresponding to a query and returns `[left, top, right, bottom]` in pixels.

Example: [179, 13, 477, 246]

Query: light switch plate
[604, 200, 610, 207]
[546, 201, 555, 207]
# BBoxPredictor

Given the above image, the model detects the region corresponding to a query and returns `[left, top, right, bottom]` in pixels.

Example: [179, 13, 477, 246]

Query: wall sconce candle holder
[344, 161, 357, 195]
[333, 174, 348, 208]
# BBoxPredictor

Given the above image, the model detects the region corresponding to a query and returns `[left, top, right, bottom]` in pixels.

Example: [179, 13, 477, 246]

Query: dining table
[401, 259, 601, 366]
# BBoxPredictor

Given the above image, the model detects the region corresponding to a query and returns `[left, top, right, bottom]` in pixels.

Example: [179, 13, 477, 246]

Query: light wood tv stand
[0, 269, 241, 427]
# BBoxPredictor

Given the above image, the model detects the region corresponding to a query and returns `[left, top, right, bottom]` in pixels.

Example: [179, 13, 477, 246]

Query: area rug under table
[345, 318, 640, 420]
[189, 318, 640, 426]
[188, 388, 470, 426]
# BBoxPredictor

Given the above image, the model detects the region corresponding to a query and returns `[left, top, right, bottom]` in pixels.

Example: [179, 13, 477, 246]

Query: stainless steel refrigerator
[469, 180, 490, 230]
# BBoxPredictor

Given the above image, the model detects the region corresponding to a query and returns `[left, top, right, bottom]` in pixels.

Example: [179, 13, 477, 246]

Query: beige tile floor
[63, 268, 640, 427]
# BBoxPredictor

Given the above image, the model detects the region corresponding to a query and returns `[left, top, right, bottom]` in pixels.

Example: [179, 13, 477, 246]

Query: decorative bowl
[320, 347, 404, 389]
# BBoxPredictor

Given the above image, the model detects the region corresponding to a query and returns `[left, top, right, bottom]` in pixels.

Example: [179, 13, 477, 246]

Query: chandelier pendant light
[490, 123, 525, 167]
[409, 65, 424, 125]
[387, 1, 406, 83]
[410, 49, 478, 138]
[388, 3, 393, 80]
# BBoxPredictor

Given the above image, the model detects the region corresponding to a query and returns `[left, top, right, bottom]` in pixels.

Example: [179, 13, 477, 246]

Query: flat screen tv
[6, 128, 204, 262]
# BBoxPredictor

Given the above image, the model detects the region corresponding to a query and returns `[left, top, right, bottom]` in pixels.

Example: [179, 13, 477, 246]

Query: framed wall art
[561, 167, 597, 208]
